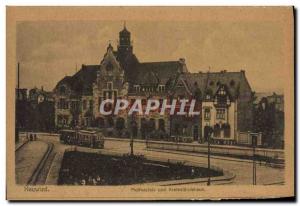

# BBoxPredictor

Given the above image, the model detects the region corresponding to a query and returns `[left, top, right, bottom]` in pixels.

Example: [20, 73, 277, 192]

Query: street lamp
[251, 134, 258, 185]
[130, 115, 134, 156]
[207, 129, 212, 186]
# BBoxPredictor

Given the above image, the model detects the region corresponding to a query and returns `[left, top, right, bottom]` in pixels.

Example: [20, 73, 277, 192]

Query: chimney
[179, 58, 185, 64]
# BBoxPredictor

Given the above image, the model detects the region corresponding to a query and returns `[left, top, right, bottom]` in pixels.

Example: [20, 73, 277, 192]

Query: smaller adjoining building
[15, 87, 55, 132]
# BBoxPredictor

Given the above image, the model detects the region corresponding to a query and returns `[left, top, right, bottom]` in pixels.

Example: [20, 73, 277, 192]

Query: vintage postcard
[7, 7, 294, 200]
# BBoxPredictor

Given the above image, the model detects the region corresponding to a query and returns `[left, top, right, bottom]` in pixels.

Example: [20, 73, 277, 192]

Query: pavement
[15, 141, 49, 185]
[16, 134, 285, 185]
[102, 139, 285, 185]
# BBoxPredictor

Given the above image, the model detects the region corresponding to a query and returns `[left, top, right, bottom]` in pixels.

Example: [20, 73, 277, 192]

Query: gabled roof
[57, 76, 72, 86]
[183, 70, 252, 100]
[55, 65, 99, 96]
[135, 61, 183, 85]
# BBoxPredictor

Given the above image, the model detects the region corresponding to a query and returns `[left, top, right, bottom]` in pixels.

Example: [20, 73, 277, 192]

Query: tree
[253, 98, 276, 147]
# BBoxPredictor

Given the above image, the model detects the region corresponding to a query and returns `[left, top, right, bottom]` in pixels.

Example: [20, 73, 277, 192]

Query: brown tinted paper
[7, 6, 294, 200]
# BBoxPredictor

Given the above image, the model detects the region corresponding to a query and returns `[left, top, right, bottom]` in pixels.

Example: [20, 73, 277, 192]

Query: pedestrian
[80, 179, 86, 185]
[92, 178, 97, 185]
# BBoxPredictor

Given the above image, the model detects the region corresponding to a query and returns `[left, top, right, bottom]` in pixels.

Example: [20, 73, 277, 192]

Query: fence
[146, 140, 284, 160]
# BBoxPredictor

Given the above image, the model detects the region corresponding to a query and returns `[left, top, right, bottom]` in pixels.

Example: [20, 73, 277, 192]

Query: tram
[59, 129, 105, 149]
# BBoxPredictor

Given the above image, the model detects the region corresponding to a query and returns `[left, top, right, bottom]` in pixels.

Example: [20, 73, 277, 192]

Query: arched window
[214, 124, 221, 138]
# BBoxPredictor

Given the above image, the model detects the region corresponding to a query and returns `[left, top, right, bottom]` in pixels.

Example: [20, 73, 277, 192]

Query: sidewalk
[15, 141, 49, 185]
[45, 152, 64, 185]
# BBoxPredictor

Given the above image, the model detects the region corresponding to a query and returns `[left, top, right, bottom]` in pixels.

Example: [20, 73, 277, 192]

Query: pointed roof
[54, 65, 99, 96]
[119, 24, 130, 35]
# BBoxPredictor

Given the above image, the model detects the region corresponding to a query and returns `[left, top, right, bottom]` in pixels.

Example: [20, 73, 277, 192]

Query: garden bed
[58, 151, 223, 185]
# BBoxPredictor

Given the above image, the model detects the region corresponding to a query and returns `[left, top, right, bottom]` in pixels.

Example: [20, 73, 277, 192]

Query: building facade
[16, 87, 55, 132]
[53, 25, 253, 144]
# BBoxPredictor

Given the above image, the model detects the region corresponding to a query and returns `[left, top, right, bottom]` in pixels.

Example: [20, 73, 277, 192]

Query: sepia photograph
[6, 6, 294, 200]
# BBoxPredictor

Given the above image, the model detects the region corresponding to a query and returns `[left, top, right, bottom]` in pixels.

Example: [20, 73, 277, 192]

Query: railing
[146, 140, 284, 161]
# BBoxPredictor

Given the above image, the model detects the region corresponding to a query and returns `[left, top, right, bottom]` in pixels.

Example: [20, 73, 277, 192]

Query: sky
[16, 20, 285, 93]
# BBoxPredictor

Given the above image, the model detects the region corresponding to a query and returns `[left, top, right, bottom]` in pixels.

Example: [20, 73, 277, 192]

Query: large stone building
[53, 25, 253, 144]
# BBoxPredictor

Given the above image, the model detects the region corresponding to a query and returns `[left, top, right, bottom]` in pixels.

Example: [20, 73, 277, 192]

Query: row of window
[133, 85, 165, 92]
[208, 80, 236, 87]
[57, 98, 93, 110]
[204, 108, 226, 120]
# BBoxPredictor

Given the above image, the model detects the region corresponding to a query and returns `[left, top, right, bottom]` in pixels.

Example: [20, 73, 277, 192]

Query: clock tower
[117, 22, 133, 63]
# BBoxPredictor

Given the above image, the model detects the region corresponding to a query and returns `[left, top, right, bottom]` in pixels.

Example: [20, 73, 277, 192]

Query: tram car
[59, 129, 105, 149]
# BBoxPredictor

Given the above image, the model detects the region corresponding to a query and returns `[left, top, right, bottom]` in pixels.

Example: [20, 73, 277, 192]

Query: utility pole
[17, 62, 20, 99]
[16, 62, 20, 142]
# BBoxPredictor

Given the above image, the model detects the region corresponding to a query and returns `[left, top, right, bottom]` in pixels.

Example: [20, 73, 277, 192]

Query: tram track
[27, 142, 54, 185]
[15, 140, 29, 152]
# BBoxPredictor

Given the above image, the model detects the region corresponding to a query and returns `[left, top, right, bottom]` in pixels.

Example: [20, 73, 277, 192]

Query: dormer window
[218, 87, 226, 95]
[134, 85, 140, 92]
[177, 82, 184, 88]
[158, 85, 165, 92]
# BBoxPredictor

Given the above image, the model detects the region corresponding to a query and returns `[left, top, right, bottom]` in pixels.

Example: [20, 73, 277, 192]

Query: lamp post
[207, 130, 212, 186]
[130, 115, 134, 156]
[252, 134, 258, 185]
[130, 134, 133, 156]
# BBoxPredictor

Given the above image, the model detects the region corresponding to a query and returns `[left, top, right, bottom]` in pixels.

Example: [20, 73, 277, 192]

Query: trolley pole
[207, 132, 211, 186]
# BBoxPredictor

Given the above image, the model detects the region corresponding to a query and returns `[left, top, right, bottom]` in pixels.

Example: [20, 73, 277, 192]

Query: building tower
[117, 22, 133, 62]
